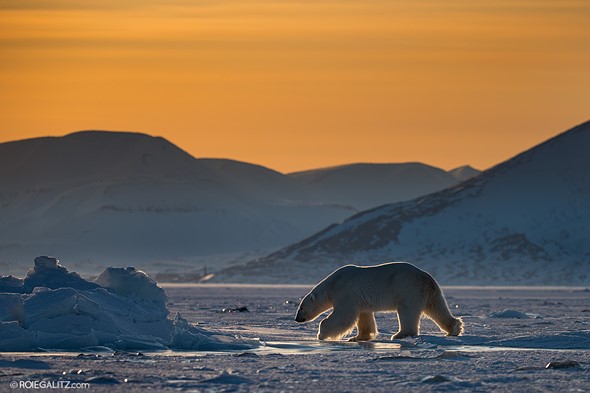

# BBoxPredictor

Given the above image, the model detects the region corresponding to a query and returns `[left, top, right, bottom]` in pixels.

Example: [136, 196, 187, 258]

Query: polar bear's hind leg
[392, 304, 421, 339]
[423, 277, 464, 336]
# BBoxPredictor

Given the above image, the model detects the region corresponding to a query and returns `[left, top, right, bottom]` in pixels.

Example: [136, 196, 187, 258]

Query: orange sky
[1, 0, 589, 173]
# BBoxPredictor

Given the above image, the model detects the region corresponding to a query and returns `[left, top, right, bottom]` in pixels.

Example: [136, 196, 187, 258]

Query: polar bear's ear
[310, 293, 316, 302]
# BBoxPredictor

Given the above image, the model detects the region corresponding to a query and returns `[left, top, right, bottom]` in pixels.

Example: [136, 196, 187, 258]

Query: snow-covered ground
[1, 283, 589, 392]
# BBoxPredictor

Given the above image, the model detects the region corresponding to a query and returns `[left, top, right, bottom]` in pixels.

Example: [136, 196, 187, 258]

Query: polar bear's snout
[295, 310, 306, 323]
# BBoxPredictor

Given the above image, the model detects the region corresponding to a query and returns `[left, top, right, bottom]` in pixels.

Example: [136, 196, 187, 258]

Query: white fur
[295, 262, 463, 341]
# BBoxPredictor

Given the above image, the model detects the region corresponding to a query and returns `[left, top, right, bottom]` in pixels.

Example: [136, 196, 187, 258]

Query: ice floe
[0, 256, 255, 351]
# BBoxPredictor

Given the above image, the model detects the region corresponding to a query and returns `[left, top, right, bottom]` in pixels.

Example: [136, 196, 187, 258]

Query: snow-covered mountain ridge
[215, 120, 590, 285]
[0, 130, 471, 275]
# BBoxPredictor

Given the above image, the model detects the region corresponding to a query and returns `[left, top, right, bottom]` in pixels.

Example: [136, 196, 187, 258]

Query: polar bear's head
[295, 292, 316, 323]
[295, 291, 330, 323]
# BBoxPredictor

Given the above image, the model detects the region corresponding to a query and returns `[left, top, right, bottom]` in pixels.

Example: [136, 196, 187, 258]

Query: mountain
[0, 131, 353, 274]
[0, 131, 199, 187]
[214, 120, 590, 285]
[288, 163, 475, 211]
[449, 165, 481, 182]
[0, 130, 480, 276]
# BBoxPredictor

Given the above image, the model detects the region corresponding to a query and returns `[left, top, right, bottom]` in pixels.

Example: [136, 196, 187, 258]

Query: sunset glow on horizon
[1, 0, 589, 173]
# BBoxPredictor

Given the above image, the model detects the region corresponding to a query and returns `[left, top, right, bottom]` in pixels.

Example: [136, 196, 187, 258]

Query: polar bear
[295, 262, 463, 341]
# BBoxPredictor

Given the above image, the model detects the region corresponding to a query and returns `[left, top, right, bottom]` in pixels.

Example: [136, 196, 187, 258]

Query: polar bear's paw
[391, 331, 416, 340]
[348, 334, 377, 342]
[446, 317, 464, 336]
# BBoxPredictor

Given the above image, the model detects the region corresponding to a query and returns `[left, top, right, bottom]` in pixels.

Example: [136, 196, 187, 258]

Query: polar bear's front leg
[317, 308, 358, 340]
[349, 312, 378, 342]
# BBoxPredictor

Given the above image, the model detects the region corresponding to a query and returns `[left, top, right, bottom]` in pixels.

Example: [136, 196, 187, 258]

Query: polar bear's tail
[422, 274, 464, 336]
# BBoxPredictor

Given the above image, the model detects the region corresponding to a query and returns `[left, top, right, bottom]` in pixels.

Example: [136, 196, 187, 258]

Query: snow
[489, 309, 533, 319]
[0, 257, 254, 352]
[94, 266, 166, 307]
[1, 284, 588, 392]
